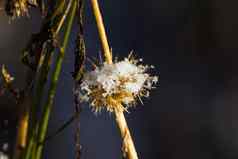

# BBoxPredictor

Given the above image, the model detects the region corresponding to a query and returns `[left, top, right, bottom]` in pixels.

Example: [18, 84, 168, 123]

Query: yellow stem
[13, 97, 31, 159]
[90, 1, 138, 159]
[90, 0, 112, 64]
[115, 110, 138, 159]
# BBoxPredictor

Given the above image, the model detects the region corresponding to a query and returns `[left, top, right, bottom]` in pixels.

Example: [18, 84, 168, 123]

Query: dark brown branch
[74, 1, 85, 159]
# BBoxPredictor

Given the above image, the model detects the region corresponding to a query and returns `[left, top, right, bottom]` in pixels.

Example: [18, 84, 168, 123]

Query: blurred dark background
[1, 0, 238, 158]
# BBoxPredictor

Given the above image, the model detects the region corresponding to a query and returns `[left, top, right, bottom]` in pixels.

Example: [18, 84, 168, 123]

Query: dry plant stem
[16, 111, 29, 147]
[35, 1, 77, 158]
[74, 1, 85, 158]
[115, 110, 138, 159]
[13, 74, 35, 159]
[90, 0, 138, 158]
[0, 66, 30, 159]
[90, 0, 112, 64]
[13, 100, 30, 159]
[55, 0, 73, 35]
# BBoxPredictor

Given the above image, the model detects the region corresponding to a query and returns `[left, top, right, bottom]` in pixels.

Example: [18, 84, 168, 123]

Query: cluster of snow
[76, 57, 158, 112]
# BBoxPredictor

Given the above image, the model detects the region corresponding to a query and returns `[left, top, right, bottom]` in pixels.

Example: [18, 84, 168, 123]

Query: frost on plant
[75, 55, 158, 113]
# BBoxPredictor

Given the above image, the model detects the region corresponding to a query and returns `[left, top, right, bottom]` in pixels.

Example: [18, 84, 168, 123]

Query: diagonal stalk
[13, 0, 72, 158]
[23, 41, 54, 159]
[35, 1, 77, 158]
[23, 1, 76, 158]
[90, 0, 112, 64]
[90, 0, 138, 159]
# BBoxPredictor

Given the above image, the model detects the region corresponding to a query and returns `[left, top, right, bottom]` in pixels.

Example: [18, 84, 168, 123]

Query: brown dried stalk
[74, 0, 85, 158]
[13, 93, 31, 159]
[1, 65, 32, 159]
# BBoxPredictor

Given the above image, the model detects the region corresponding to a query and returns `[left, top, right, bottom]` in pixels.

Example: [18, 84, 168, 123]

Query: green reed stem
[24, 44, 53, 159]
[23, 1, 70, 158]
[35, 1, 77, 158]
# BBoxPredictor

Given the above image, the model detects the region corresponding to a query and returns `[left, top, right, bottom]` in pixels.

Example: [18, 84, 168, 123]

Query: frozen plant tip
[76, 55, 158, 113]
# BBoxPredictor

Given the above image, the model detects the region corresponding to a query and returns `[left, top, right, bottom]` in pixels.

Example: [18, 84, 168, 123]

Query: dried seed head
[75, 55, 158, 113]
[5, 0, 38, 18]
[1, 65, 14, 84]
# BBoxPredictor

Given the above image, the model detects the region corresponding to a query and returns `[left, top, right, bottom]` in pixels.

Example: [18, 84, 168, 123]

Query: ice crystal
[75, 56, 158, 113]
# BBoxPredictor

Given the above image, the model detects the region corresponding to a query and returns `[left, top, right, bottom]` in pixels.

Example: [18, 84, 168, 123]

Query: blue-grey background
[1, 0, 238, 158]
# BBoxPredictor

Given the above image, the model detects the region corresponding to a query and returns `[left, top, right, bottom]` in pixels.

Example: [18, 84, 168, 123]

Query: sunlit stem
[35, 1, 77, 158]
[90, 0, 138, 159]
[90, 0, 112, 64]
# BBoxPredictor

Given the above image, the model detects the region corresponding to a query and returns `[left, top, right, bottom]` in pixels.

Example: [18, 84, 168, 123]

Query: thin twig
[74, 0, 86, 158]
[44, 113, 79, 143]
[73, 0, 86, 81]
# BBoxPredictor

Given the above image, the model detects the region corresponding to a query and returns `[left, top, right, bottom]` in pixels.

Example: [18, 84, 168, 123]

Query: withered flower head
[75, 55, 158, 113]
[1, 65, 14, 84]
[5, 0, 38, 18]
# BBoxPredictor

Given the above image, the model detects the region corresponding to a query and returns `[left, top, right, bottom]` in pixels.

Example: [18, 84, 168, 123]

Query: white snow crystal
[76, 57, 158, 112]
